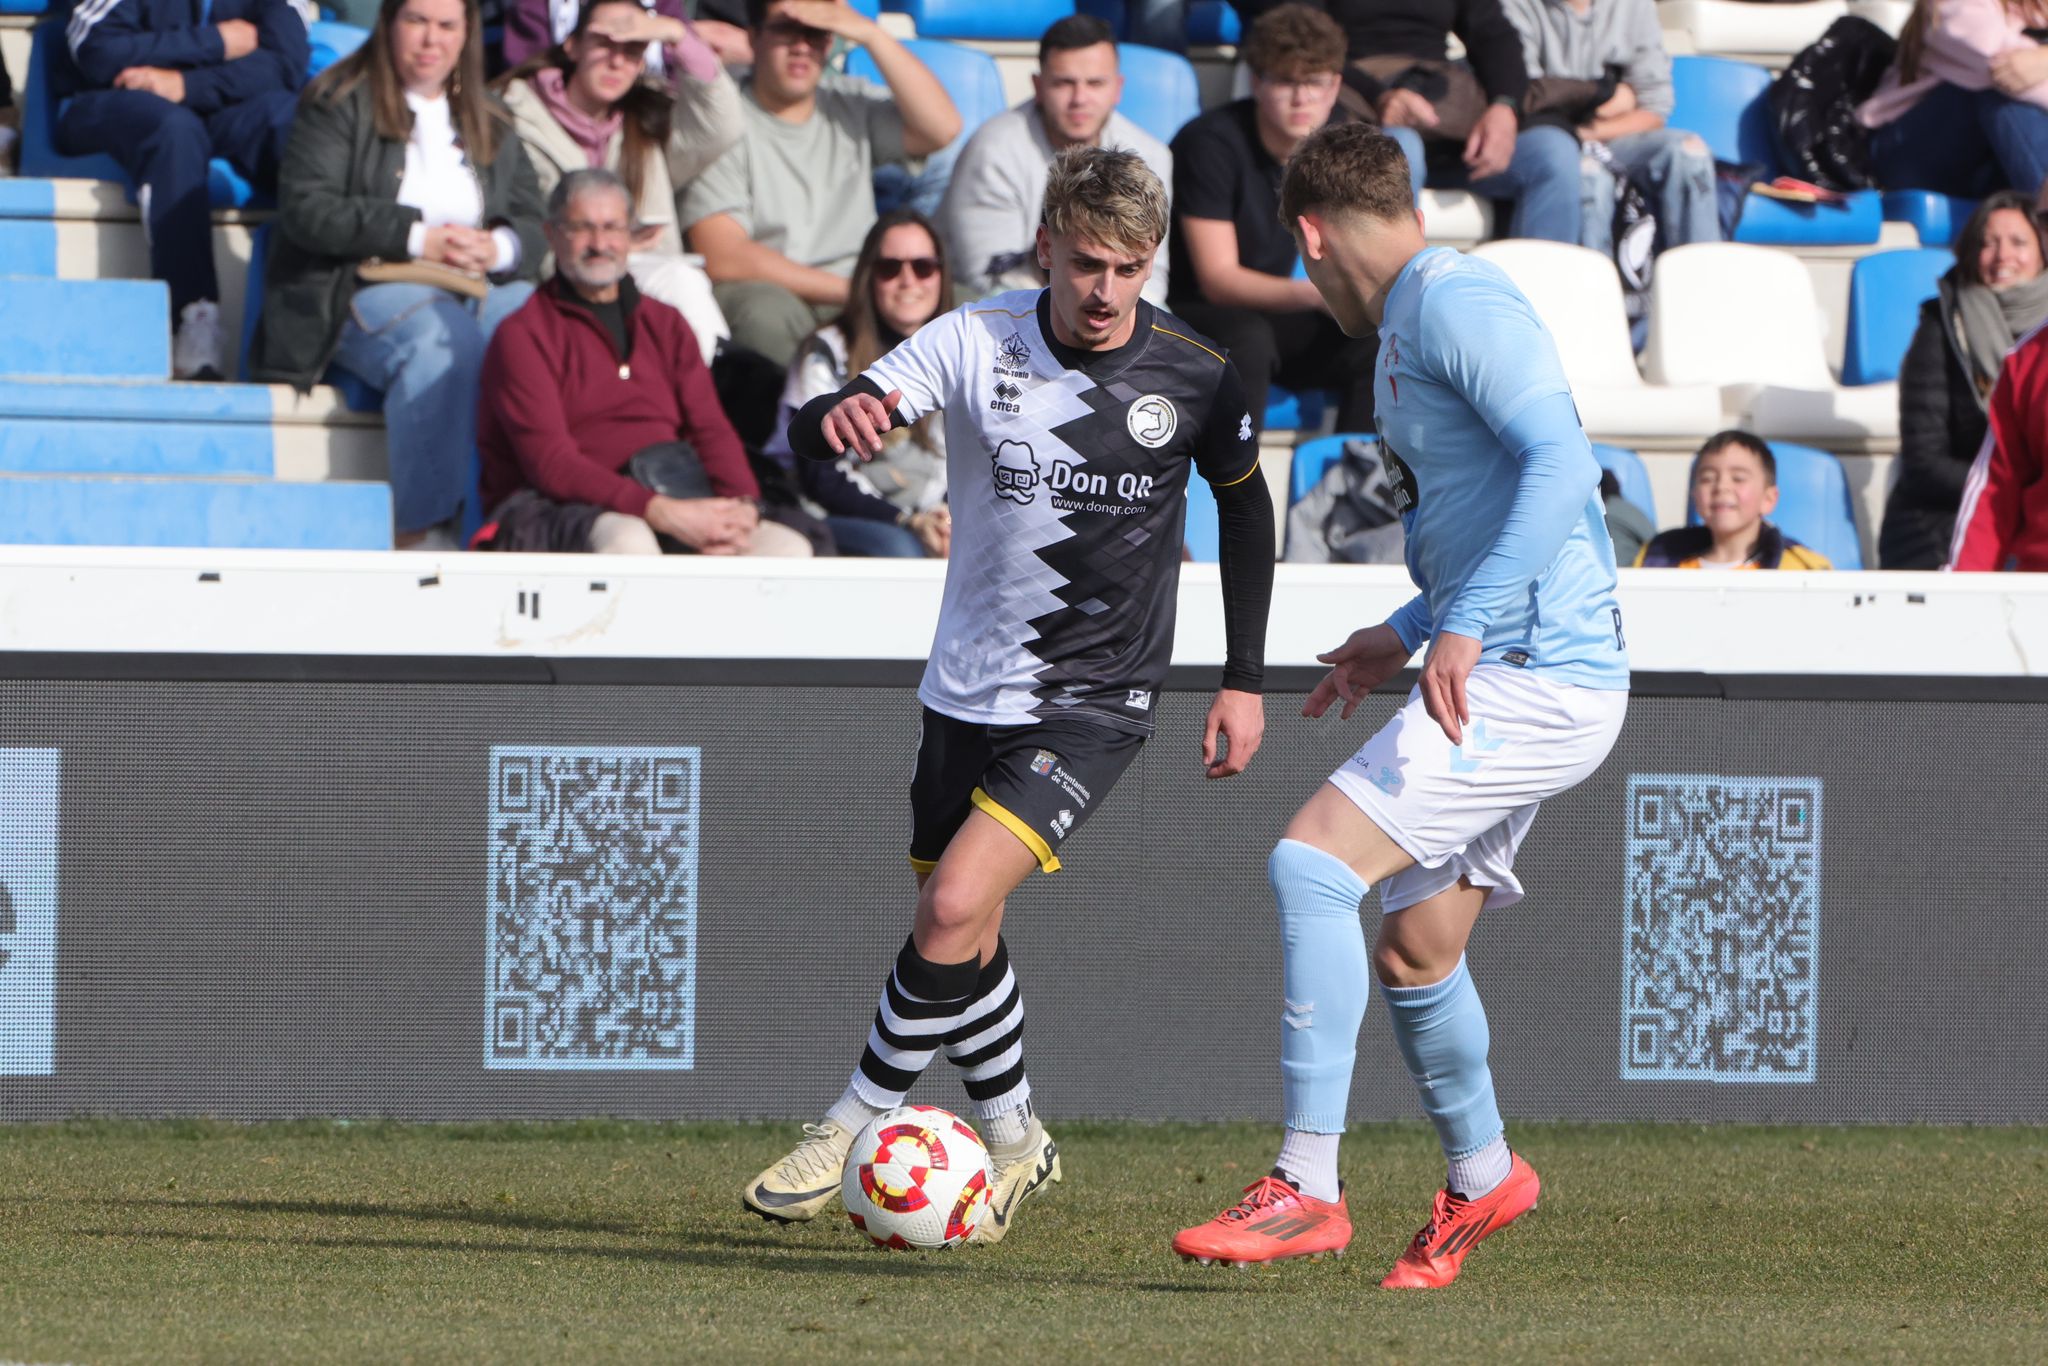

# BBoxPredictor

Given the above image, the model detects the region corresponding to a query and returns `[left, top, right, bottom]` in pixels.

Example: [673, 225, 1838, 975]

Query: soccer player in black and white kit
[742, 146, 1276, 1242]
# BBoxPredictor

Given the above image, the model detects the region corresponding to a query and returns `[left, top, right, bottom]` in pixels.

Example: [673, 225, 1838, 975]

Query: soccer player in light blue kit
[1173, 124, 1630, 1286]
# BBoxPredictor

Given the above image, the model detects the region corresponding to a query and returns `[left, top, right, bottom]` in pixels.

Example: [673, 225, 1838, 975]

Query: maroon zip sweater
[478, 273, 756, 520]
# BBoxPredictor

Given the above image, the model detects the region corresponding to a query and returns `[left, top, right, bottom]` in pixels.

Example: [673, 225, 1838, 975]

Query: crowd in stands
[13, 0, 2048, 566]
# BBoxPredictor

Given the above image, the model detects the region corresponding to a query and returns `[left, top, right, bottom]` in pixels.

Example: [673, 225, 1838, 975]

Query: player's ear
[1296, 214, 1324, 262]
[1035, 224, 1051, 273]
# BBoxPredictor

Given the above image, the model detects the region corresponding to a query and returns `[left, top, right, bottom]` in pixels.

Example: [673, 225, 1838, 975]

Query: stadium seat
[0, 0, 51, 11]
[1288, 433, 1367, 506]
[1593, 443, 1656, 525]
[1263, 387, 1325, 433]
[1186, 1, 1240, 44]
[1660, 1, 1847, 61]
[845, 39, 1006, 135]
[0, 474, 393, 549]
[1847, 0, 1913, 35]
[1114, 43, 1200, 146]
[19, 20, 260, 207]
[1840, 247, 1949, 386]
[0, 276, 172, 379]
[879, 0, 1071, 41]
[1642, 242, 1897, 441]
[1685, 441, 1863, 568]
[1183, 467, 1219, 560]
[1883, 190, 1977, 247]
[1469, 240, 1726, 442]
[0, 179, 60, 277]
[1669, 55, 1881, 246]
[307, 19, 368, 75]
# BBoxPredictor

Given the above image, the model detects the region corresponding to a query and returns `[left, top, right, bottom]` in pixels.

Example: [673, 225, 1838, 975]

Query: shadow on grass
[74, 1223, 1239, 1294]
[107, 1195, 649, 1239]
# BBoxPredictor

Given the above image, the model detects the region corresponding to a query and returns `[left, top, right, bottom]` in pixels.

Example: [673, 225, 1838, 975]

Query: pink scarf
[533, 67, 623, 168]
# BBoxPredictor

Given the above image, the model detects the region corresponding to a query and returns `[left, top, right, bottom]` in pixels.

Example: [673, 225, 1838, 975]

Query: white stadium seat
[1847, 0, 1912, 36]
[1470, 240, 1726, 442]
[1642, 242, 1897, 443]
[1659, 0, 1847, 61]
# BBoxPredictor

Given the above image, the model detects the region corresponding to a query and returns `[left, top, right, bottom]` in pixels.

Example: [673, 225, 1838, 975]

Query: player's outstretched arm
[785, 377, 906, 463]
[1304, 623, 1414, 721]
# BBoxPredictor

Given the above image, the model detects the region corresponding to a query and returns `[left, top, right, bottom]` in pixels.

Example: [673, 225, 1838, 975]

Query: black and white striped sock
[828, 937, 979, 1131]
[943, 938, 1034, 1148]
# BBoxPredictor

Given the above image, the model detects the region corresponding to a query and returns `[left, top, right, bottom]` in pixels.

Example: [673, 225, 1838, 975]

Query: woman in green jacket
[251, 0, 544, 547]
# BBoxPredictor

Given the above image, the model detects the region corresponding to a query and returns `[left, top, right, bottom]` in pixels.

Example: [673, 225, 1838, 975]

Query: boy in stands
[1173, 124, 1628, 1288]
[1635, 430, 1832, 570]
[747, 146, 1276, 1243]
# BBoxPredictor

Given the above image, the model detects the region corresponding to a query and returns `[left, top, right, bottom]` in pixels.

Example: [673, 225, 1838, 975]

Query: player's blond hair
[1040, 145, 1168, 259]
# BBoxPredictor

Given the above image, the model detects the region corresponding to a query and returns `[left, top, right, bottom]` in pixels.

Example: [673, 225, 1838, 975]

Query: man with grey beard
[476, 167, 812, 555]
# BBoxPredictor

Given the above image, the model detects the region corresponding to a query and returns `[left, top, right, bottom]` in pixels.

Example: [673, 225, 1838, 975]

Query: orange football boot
[1173, 1174, 1352, 1267]
[1380, 1152, 1541, 1289]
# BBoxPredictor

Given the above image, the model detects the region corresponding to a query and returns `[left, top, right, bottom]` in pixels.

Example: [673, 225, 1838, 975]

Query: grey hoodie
[1498, 0, 1675, 118]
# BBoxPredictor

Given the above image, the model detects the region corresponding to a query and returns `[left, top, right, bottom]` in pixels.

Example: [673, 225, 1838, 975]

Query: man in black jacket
[1235, 0, 1579, 242]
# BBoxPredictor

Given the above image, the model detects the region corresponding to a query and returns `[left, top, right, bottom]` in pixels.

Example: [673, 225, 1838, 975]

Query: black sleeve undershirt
[786, 375, 898, 463]
[1197, 361, 1275, 695]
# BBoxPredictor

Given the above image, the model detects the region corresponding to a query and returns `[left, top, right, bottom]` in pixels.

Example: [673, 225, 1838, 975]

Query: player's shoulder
[1144, 306, 1232, 372]
[1407, 250, 1543, 345]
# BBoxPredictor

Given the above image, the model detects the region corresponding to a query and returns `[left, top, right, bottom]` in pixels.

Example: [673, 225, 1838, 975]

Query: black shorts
[908, 706, 1146, 874]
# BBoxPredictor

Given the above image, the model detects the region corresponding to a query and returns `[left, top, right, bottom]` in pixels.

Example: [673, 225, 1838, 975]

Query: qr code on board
[485, 747, 699, 1069]
[1621, 775, 1820, 1083]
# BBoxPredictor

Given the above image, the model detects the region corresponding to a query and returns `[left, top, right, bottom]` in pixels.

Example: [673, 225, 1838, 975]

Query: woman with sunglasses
[499, 0, 741, 362]
[766, 209, 954, 557]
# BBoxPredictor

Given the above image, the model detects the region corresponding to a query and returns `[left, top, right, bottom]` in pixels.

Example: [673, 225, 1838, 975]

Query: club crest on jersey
[990, 380, 1023, 414]
[1030, 750, 1057, 775]
[995, 332, 1032, 376]
[991, 440, 1043, 505]
[1384, 335, 1402, 403]
[1127, 395, 1177, 449]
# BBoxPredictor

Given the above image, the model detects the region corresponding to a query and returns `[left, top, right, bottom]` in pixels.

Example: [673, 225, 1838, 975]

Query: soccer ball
[841, 1105, 992, 1250]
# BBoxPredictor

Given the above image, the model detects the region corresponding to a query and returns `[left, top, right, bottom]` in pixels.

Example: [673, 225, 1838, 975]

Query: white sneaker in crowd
[173, 299, 224, 381]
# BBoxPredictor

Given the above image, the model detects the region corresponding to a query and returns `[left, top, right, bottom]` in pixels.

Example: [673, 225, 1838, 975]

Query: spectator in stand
[503, 0, 755, 72]
[1882, 193, 2048, 567]
[1498, 0, 1719, 258]
[499, 0, 740, 362]
[1635, 431, 1832, 570]
[54, 0, 308, 379]
[1239, 0, 1580, 242]
[1168, 4, 1377, 434]
[250, 0, 544, 549]
[1862, 0, 2048, 200]
[766, 209, 953, 558]
[679, 0, 960, 368]
[478, 168, 812, 555]
[940, 15, 1174, 306]
[1949, 292, 2048, 570]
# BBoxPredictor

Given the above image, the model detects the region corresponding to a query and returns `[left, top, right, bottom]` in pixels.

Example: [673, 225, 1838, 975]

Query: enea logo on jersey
[1127, 395, 1176, 449]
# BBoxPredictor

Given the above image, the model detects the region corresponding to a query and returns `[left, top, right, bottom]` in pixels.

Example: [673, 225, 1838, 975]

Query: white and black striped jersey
[864, 289, 1261, 735]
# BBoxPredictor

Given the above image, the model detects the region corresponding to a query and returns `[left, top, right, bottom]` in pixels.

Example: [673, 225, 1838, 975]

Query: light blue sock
[1269, 839, 1371, 1143]
[1381, 956, 1505, 1190]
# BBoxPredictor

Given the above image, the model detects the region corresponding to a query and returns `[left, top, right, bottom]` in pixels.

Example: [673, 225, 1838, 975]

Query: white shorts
[1326, 664, 1627, 914]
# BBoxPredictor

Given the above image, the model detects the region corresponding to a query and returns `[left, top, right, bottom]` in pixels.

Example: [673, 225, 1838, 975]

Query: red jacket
[1951, 319, 2048, 571]
[478, 275, 756, 520]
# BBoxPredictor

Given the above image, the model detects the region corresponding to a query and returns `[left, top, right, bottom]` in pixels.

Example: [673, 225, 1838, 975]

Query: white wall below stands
[0, 549, 2040, 676]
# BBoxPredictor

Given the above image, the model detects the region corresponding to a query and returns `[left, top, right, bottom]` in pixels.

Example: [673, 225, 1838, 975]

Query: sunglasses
[875, 256, 940, 281]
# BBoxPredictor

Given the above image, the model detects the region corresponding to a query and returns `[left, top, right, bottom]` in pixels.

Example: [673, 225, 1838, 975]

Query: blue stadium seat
[1185, 0, 1240, 44]
[848, 0, 881, 17]
[882, 0, 1073, 41]
[0, 0, 51, 12]
[19, 20, 260, 207]
[0, 378, 277, 476]
[1288, 432, 1370, 505]
[1183, 467, 1219, 560]
[845, 39, 1007, 135]
[1841, 247, 1949, 387]
[1263, 387, 1325, 432]
[0, 474, 393, 549]
[307, 20, 368, 75]
[1684, 440, 1863, 568]
[0, 276, 172, 379]
[1114, 43, 1200, 145]
[1670, 55, 1880, 246]
[1593, 443, 1656, 525]
[1883, 190, 1977, 248]
[0, 179, 61, 276]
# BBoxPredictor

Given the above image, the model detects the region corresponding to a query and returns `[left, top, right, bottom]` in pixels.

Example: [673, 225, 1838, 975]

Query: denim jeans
[1385, 122, 1582, 243]
[1580, 128, 1722, 257]
[1869, 81, 2048, 200]
[331, 280, 535, 535]
[827, 515, 928, 558]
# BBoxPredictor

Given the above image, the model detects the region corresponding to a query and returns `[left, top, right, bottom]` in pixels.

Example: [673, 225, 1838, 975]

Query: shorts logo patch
[1125, 689, 1152, 710]
[991, 440, 1043, 505]
[1366, 764, 1403, 795]
[1051, 810, 1074, 837]
[1029, 750, 1057, 776]
[1127, 395, 1177, 449]
[1447, 720, 1507, 775]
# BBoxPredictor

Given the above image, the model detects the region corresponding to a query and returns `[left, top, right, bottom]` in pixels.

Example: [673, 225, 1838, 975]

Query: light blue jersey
[1374, 249, 1629, 691]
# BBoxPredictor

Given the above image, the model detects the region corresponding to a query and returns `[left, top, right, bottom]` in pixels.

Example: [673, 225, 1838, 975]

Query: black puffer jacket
[250, 78, 544, 390]
[1878, 286, 1987, 569]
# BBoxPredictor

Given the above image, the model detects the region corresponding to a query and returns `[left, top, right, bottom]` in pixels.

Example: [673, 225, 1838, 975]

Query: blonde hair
[1040, 145, 1168, 258]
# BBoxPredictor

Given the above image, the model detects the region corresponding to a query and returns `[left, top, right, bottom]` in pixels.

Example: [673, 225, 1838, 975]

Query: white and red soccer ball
[841, 1105, 992, 1250]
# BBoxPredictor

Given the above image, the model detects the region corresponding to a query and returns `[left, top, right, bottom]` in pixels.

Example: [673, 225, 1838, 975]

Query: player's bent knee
[1372, 935, 1452, 989]
[914, 876, 997, 944]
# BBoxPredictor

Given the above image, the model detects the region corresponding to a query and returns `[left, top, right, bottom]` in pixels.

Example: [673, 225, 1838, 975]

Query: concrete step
[0, 275, 170, 379]
[0, 473, 392, 549]
[0, 379, 276, 476]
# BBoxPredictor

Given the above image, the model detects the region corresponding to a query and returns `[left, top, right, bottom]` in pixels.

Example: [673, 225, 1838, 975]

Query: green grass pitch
[0, 1119, 2042, 1363]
